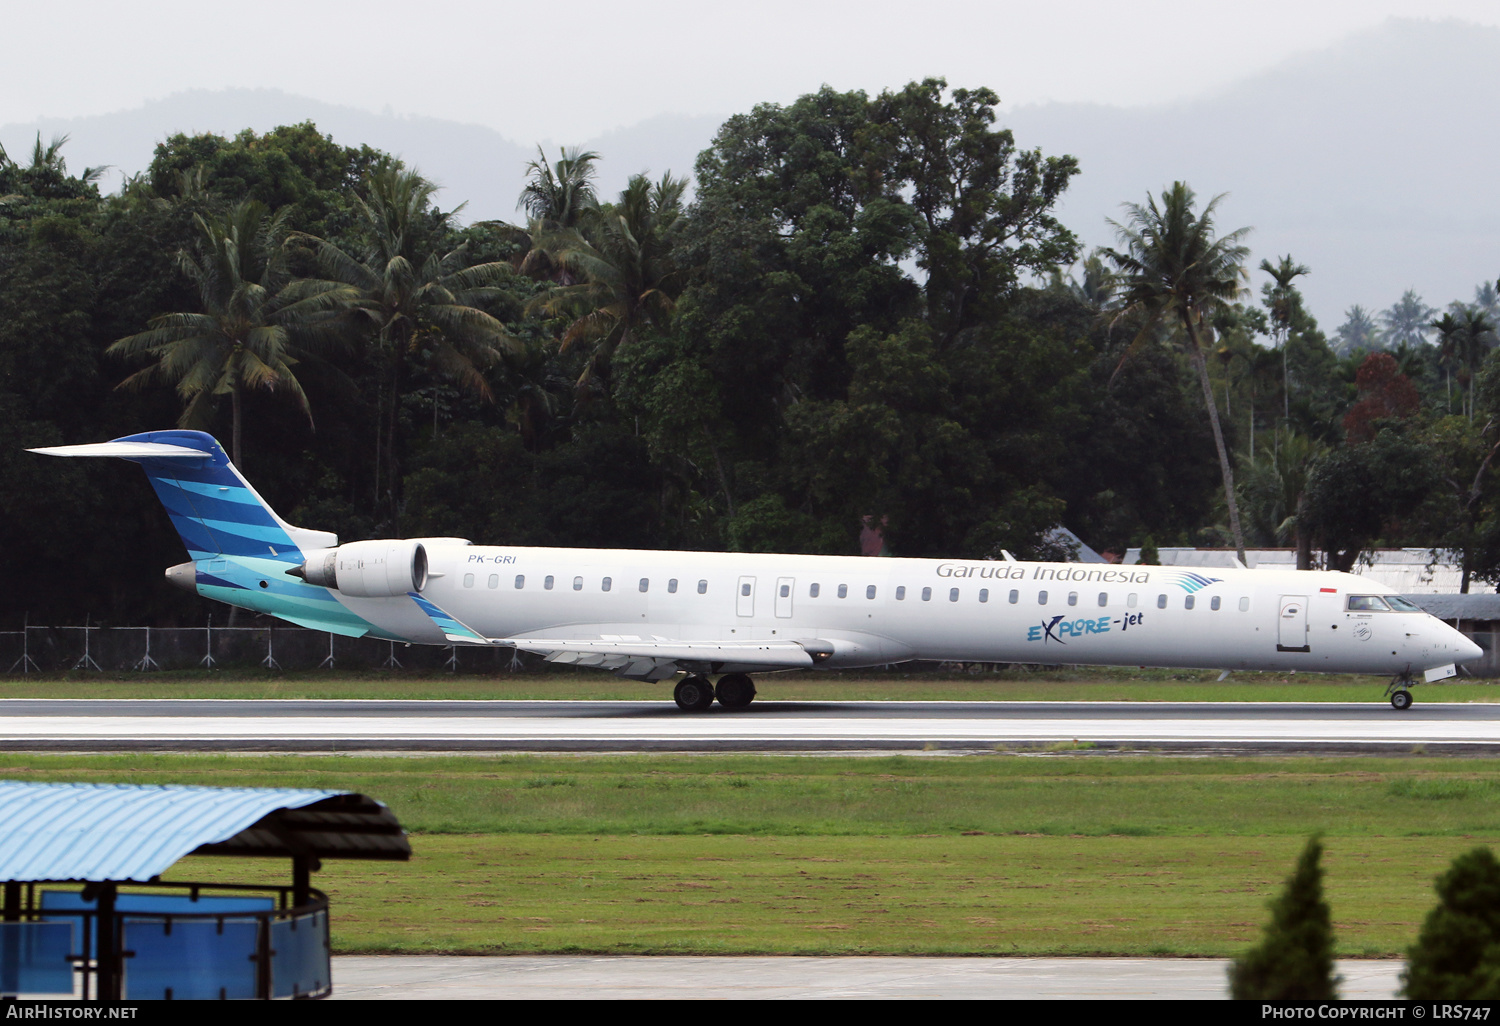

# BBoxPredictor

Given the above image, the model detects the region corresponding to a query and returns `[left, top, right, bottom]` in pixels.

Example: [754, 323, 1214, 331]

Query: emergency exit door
[1278, 595, 1309, 652]
[737, 576, 756, 617]
[775, 577, 795, 618]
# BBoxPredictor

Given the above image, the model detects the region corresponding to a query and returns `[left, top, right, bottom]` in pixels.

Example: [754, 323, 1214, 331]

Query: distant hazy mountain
[3, 17, 1495, 328]
[1001, 17, 1500, 329]
[0, 89, 721, 225]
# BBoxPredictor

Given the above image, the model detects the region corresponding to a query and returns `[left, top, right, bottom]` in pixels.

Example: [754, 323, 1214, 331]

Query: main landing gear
[1385, 672, 1416, 711]
[673, 673, 757, 712]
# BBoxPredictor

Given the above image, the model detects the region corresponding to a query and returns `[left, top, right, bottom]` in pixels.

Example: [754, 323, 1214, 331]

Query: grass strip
[8, 753, 1499, 955]
[7, 753, 1500, 837]
[170, 834, 1483, 956]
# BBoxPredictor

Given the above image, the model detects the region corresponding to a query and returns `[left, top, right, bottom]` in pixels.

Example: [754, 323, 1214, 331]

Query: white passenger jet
[31, 431, 1481, 711]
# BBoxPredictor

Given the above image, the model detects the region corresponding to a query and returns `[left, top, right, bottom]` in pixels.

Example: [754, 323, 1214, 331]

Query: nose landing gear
[1385, 672, 1416, 710]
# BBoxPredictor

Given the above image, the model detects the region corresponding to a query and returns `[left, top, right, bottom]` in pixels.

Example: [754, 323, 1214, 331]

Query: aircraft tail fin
[28, 430, 336, 564]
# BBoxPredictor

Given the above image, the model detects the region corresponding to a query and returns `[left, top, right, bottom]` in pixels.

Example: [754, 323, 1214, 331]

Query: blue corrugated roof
[0, 781, 345, 882]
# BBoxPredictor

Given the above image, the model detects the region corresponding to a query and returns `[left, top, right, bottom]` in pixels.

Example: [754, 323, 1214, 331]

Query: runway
[327, 955, 1405, 1000]
[1, 698, 1499, 752]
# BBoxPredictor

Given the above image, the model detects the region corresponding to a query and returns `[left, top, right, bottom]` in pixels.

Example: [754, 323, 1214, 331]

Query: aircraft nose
[1460, 635, 1485, 664]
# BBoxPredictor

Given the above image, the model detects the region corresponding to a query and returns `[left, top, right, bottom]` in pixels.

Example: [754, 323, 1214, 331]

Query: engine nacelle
[294, 540, 428, 597]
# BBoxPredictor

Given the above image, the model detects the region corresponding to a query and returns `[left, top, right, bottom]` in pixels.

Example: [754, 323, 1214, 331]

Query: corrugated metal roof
[1402, 594, 1500, 621]
[0, 782, 351, 882]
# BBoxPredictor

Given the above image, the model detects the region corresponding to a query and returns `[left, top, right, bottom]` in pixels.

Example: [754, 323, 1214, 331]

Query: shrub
[1404, 847, 1500, 999]
[1228, 836, 1339, 999]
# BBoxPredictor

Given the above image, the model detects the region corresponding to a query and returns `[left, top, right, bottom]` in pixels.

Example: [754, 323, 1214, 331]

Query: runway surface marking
[0, 700, 1496, 748]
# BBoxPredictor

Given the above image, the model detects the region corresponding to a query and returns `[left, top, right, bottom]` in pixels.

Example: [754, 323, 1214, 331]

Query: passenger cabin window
[1185, 595, 1195, 610]
[896, 586, 906, 600]
[463, 573, 474, 588]
[639, 578, 649, 593]
[1097, 592, 1108, 607]
[741, 582, 751, 597]
[1238, 596, 1250, 612]
[697, 580, 708, 594]
[866, 585, 877, 599]
[573, 576, 583, 591]
[602, 577, 612, 592]
[780, 584, 790, 598]
[1127, 593, 1138, 608]
[488, 574, 499, 589]
[810, 583, 820, 598]
[1039, 590, 1049, 605]
[949, 588, 959, 602]
[979, 589, 989, 603]
[1009, 589, 1019, 604]
[1157, 594, 1167, 609]
[515, 575, 525, 589]
[1068, 592, 1078, 606]
[837, 584, 848, 598]
[668, 579, 678, 593]
[922, 587, 932, 602]
[1210, 596, 1221, 611]
[1348, 595, 1392, 611]
[544, 575, 555, 590]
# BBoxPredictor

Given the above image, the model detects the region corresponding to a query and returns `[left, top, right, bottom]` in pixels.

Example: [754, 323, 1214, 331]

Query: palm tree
[1333, 305, 1382, 356]
[529, 172, 688, 388]
[1381, 289, 1436, 349]
[1431, 311, 1463, 413]
[293, 167, 521, 517]
[517, 147, 602, 284]
[1258, 255, 1309, 423]
[109, 201, 350, 466]
[1107, 182, 1252, 564]
[1456, 307, 1497, 422]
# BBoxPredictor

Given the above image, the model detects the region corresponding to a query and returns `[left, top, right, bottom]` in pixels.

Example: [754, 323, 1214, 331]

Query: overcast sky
[10, 0, 1500, 144]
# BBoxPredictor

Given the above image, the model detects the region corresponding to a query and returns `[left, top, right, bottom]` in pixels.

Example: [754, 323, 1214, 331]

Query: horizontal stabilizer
[28, 441, 212, 459]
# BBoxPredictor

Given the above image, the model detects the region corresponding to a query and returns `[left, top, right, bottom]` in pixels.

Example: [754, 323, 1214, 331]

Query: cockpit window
[1347, 595, 1392, 612]
[1385, 595, 1423, 612]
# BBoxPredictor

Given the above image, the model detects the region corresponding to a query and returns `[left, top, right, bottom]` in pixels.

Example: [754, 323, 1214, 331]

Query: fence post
[444, 645, 458, 672]
[382, 640, 403, 670]
[8, 615, 39, 675]
[261, 626, 281, 670]
[319, 632, 336, 669]
[73, 615, 102, 672]
[133, 626, 161, 672]
[200, 615, 218, 668]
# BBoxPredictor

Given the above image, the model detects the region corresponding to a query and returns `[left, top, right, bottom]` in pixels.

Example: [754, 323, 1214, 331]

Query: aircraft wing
[404, 593, 830, 678]
[504, 637, 817, 667]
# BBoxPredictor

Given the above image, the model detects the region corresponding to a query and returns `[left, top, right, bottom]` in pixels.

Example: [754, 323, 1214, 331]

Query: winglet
[407, 592, 491, 645]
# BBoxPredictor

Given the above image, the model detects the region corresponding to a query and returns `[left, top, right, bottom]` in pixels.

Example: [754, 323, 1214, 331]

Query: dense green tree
[1405, 847, 1500, 999]
[1303, 425, 1438, 571]
[1228, 836, 1339, 1000]
[1106, 182, 1253, 563]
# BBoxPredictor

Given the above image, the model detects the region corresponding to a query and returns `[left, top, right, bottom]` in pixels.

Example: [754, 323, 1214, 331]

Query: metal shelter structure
[0, 781, 410, 1000]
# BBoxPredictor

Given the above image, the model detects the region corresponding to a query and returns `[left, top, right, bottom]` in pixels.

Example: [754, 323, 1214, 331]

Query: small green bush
[1228, 836, 1339, 999]
[1404, 847, 1500, 999]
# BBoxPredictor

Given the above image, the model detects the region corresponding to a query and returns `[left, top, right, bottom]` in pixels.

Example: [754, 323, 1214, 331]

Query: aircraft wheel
[1391, 689, 1414, 711]
[715, 673, 756, 710]
[674, 675, 715, 711]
